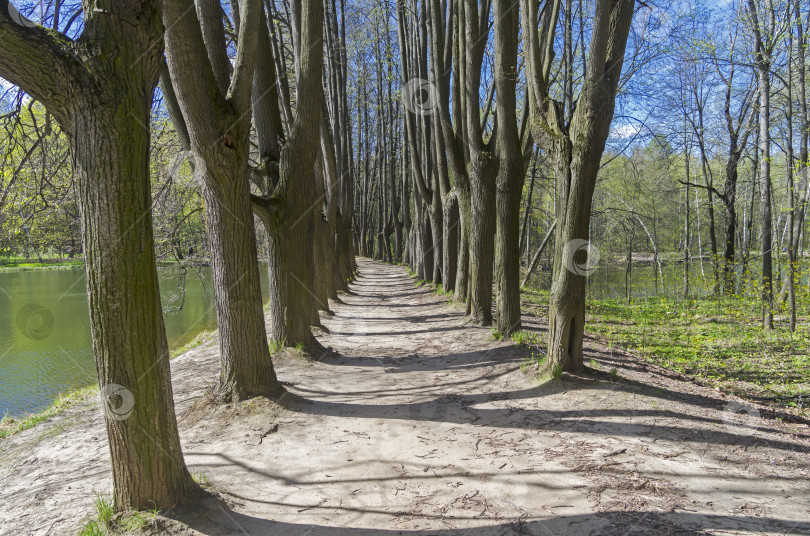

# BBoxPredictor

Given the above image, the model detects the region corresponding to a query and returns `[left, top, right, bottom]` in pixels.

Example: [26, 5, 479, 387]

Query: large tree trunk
[336, 212, 355, 284]
[467, 155, 498, 325]
[320, 114, 341, 302]
[0, 0, 201, 510]
[547, 138, 587, 372]
[721, 149, 741, 294]
[748, 0, 774, 329]
[73, 98, 201, 510]
[312, 157, 332, 314]
[495, 173, 523, 335]
[259, 214, 288, 342]
[493, 0, 527, 337]
[201, 162, 283, 399]
[442, 193, 460, 292]
[523, 0, 635, 372]
[455, 187, 470, 302]
[163, 0, 285, 397]
[429, 201, 444, 284]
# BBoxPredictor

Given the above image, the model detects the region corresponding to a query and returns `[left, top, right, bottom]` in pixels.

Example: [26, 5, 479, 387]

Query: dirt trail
[1, 258, 810, 535]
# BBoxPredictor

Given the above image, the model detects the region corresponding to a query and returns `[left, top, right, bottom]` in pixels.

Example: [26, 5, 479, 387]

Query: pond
[0, 264, 269, 419]
[526, 259, 720, 299]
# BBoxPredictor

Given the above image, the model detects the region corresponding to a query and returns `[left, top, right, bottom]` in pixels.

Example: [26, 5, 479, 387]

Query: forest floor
[1, 259, 810, 535]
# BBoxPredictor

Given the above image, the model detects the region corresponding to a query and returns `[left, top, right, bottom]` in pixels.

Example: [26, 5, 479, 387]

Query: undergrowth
[523, 285, 810, 414]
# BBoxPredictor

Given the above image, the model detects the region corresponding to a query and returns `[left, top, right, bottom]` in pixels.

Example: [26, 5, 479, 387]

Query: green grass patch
[0, 256, 84, 270]
[268, 339, 306, 357]
[0, 386, 97, 441]
[510, 330, 540, 346]
[170, 329, 216, 359]
[523, 286, 810, 413]
[191, 470, 211, 486]
[79, 494, 160, 535]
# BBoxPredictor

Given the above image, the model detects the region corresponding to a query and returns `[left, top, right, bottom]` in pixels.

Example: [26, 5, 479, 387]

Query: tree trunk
[493, 0, 527, 337]
[0, 0, 202, 511]
[467, 154, 498, 324]
[748, 0, 774, 329]
[163, 0, 285, 396]
[74, 99, 202, 510]
[442, 193, 459, 292]
[722, 153, 740, 295]
[756, 63, 774, 329]
[429, 201, 444, 284]
[455, 186, 470, 301]
[526, 0, 636, 372]
[547, 138, 588, 373]
[495, 174, 523, 335]
[201, 162, 283, 399]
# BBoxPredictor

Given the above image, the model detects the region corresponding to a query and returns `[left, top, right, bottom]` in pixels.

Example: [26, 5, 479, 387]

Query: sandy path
[1, 258, 809, 535]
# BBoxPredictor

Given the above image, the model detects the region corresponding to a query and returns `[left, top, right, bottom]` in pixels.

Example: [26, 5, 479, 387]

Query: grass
[510, 330, 540, 346]
[170, 329, 216, 358]
[0, 256, 84, 270]
[191, 470, 211, 486]
[268, 339, 306, 356]
[434, 283, 451, 296]
[79, 494, 160, 535]
[522, 285, 810, 414]
[0, 386, 97, 441]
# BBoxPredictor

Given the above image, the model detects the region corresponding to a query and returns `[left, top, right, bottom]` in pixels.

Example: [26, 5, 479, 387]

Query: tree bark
[163, 0, 284, 398]
[493, 0, 529, 336]
[0, 0, 200, 510]
[523, 0, 635, 371]
[748, 0, 774, 329]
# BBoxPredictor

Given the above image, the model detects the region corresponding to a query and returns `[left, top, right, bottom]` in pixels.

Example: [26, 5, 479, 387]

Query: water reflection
[0, 264, 269, 418]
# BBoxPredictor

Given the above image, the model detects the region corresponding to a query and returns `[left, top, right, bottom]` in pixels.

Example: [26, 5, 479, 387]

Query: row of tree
[351, 0, 636, 373]
[1, 0, 356, 511]
[351, 0, 810, 334]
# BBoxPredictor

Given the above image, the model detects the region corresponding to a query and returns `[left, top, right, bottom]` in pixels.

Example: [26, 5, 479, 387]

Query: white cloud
[611, 123, 641, 139]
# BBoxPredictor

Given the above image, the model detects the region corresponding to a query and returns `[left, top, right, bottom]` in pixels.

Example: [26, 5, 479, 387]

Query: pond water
[0, 265, 269, 419]
[527, 260, 720, 299]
